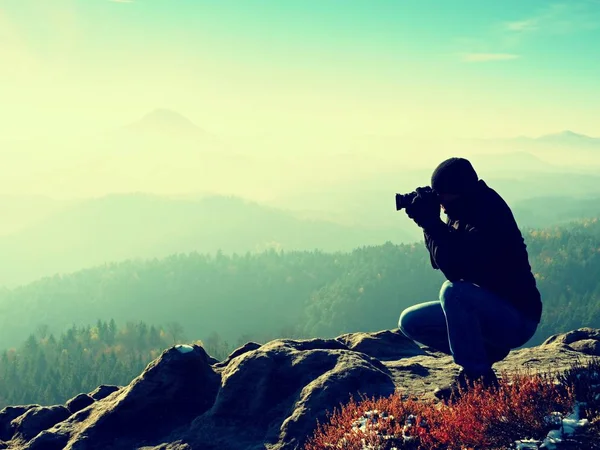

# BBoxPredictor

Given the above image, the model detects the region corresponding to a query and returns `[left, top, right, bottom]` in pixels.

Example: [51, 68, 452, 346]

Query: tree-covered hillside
[0, 219, 598, 352]
[0, 193, 416, 288]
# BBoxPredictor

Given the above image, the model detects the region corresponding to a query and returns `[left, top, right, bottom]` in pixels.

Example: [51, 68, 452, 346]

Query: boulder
[542, 327, 600, 346]
[88, 385, 121, 401]
[66, 394, 95, 414]
[190, 338, 395, 449]
[568, 339, 600, 356]
[24, 344, 220, 450]
[0, 405, 37, 441]
[212, 341, 262, 368]
[336, 329, 425, 360]
[11, 405, 70, 442]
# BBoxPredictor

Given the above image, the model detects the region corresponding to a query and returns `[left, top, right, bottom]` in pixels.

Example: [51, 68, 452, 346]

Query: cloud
[462, 53, 520, 62]
[455, 2, 600, 62]
[503, 2, 600, 36]
[505, 19, 539, 32]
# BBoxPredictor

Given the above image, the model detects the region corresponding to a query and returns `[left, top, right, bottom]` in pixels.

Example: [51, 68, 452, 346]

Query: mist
[1, 0, 600, 422]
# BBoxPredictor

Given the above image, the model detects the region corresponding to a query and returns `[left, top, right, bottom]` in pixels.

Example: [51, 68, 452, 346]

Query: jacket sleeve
[423, 231, 439, 270]
[423, 220, 486, 282]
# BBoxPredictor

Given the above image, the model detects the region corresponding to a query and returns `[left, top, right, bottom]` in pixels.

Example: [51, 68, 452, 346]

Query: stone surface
[88, 385, 121, 401]
[212, 341, 262, 368]
[10, 406, 70, 443]
[190, 338, 395, 450]
[542, 327, 600, 346]
[0, 405, 37, 441]
[568, 339, 600, 356]
[0, 327, 597, 450]
[336, 329, 425, 361]
[24, 344, 220, 450]
[66, 394, 95, 415]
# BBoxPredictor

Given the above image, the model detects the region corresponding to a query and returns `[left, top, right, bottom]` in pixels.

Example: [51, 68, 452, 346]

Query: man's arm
[422, 220, 485, 281]
[423, 231, 439, 270]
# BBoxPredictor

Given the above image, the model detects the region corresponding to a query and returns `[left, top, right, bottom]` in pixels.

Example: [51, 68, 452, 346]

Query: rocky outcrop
[1, 327, 598, 450]
[0, 406, 37, 442]
[11, 406, 70, 443]
[66, 395, 95, 415]
[88, 385, 121, 402]
[336, 329, 425, 361]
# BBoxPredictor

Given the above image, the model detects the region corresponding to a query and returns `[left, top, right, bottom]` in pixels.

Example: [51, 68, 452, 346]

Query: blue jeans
[398, 280, 538, 375]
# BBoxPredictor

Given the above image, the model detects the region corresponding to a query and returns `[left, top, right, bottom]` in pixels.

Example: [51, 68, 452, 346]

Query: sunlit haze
[0, 0, 600, 286]
[2, 0, 600, 200]
[1, 3, 600, 431]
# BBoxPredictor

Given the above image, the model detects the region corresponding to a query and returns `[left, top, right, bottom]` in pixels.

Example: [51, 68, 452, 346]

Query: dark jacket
[423, 180, 542, 323]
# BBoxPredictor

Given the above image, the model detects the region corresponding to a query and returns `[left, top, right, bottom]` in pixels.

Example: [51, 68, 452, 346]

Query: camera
[395, 191, 417, 211]
[395, 187, 438, 211]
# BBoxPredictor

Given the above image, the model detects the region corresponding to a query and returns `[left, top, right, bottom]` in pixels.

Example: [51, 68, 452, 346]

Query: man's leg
[439, 280, 538, 376]
[398, 301, 451, 355]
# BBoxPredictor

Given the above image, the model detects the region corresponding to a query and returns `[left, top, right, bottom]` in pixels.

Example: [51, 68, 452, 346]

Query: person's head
[431, 157, 479, 218]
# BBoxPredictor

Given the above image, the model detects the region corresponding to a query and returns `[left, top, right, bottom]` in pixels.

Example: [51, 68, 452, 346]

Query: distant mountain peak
[140, 109, 195, 126]
[537, 130, 596, 141]
[124, 109, 207, 136]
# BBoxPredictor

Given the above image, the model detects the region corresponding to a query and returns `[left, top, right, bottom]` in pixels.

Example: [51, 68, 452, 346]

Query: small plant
[305, 394, 428, 450]
[422, 371, 573, 449]
[556, 357, 600, 437]
[304, 366, 586, 450]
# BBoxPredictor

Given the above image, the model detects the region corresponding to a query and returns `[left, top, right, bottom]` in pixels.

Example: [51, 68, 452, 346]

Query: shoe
[434, 368, 499, 402]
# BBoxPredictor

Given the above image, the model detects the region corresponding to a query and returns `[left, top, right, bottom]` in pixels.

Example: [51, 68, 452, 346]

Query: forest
[0, 218, 598, 407]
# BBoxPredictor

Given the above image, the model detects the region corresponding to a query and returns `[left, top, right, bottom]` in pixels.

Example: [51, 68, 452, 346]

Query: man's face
[438, 193, 462, 217]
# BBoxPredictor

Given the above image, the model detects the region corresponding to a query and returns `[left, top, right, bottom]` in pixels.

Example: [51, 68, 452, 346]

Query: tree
[166, 322, 185, 344]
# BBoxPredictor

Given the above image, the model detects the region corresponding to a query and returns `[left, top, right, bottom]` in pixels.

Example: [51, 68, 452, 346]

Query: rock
[213, 341, 262, 368]
[336, 329, 425, 360]
[542, 327, 600, 346]
[88, 385, 121, 401]
[11, 405, 70, 442]
[175, 344, 194, 354]
[568, 339, 600, 356]
[0, 405, 37, 441]
[139, 443, 192, 450]
[207, 355, 220, 365]
[22, 429, 69, 450]
[189, 338, 395, 450]
[2, 328, 600, 450]
[25, 344, 220, 450]
[66, 394, 95, 414]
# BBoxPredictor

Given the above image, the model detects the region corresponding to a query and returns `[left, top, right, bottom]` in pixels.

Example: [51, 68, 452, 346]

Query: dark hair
[431, 157, 479, 195]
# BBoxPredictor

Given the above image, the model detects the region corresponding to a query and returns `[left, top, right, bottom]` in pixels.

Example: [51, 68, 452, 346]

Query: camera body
[395, 191, 417, 211]
[395, 187, 438, 211]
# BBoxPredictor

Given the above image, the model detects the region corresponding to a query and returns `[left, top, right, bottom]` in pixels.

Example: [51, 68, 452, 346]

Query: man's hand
[405, 187, 442, 229]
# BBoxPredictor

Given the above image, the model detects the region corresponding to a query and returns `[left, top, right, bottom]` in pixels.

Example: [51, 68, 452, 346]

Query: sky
[1, 0, 600, 140]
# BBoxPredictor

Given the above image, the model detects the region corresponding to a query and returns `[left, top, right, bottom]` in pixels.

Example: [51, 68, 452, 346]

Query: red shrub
[304, 394, 428, 450]
[422, 372, 573, 449]
[304, 371, 575, 450]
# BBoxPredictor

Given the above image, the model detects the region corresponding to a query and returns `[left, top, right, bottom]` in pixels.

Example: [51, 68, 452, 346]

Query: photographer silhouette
[398, 157, 542, 401]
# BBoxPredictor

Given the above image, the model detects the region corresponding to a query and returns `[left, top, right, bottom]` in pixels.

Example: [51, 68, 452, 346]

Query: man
[398, 157, 542, 400]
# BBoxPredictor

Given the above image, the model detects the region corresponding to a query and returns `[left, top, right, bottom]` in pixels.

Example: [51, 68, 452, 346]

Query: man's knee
[439, 280, 457, 307]
[398, 307, 417, 338]
[439, 280, 474, 310]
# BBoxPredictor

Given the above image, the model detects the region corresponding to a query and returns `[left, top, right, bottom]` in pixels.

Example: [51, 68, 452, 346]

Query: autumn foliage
[304, 370, 580, 450]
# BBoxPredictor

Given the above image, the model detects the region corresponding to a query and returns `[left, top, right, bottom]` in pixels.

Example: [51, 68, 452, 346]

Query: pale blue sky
[1, 0, 600, 138]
